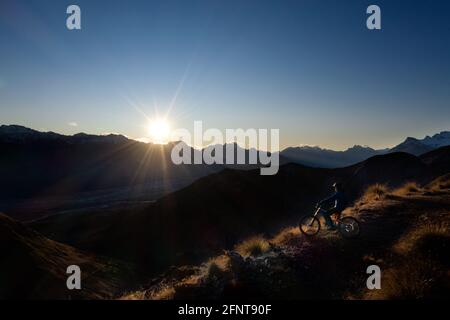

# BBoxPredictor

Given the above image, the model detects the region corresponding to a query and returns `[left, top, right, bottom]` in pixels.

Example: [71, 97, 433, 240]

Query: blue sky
[0, 0, 449, 150]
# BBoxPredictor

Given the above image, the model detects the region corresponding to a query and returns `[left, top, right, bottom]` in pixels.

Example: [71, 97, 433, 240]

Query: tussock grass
[202, 261, 229, 284]
[392, 182, 421, 196]
[365, 222, 450, 299]
[393, 222, 450, 256]
[427, 174, 450, 192]
[200, 256, 231, 281]
[235, 235, 270, 258]
[364, 257, 445, 300]
[362, 184, 390, 202]
[206, 255, 231, 272]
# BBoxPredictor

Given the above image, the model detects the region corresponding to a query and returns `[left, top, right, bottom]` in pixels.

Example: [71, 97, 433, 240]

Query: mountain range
[2, 125, 449, 168]
[0, 124, 449, 219]
[0, 125, 288, 219]
[281, 131, 450, 168]
[0, 125, 223, 219]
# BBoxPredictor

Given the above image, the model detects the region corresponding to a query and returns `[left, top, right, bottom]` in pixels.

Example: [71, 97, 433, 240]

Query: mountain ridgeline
[0, 125, 448, 219]
[280, 131, 450, 168]
[0, 126, 220, 219]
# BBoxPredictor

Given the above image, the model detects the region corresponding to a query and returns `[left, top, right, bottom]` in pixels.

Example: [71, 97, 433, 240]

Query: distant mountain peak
[404, 137, 420, 143]
[73, 132, 89, 137]
[347, 145, 374, 151]
[287, 145, 324, 151]
[422, 131, 450, 148]
[0, 124, 38, 134]
[391, 131, 450, 155]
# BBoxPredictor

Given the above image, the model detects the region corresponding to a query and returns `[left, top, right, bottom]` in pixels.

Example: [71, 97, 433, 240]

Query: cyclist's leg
[322, 208, 337, 228]
[334, 210, 342, 222]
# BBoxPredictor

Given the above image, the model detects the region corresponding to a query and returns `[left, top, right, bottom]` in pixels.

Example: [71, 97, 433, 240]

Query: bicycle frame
[314, 207, 341, 221]
[311, 207, 339, 227]
[313, 207, 327, 218]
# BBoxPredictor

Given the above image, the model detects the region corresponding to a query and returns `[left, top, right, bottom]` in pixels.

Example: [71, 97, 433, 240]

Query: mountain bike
[299, 206, 360, 238]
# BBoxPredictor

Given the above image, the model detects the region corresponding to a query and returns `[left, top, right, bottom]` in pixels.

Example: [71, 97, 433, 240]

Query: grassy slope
[126, 175, 450, 300]
[31, 150, 445, 280]
[0, 213, 134, 299]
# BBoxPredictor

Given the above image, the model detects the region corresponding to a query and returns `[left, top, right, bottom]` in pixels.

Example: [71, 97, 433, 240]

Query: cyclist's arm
[319, 193, 338, 206]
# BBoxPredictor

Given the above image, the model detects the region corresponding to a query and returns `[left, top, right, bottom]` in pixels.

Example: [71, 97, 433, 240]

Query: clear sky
[0, 0, 449, 150]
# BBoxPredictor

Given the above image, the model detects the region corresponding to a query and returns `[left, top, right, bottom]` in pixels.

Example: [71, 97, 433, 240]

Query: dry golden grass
[119, 290, 148, 300]
[271, 226, 300, 245]
[393, 222, 449, 255]
[364, 221, 450, 300]
[119, 285, 176, 300]
[121, 253, 233, 300]
[206, 254, 231, 272]
[427, 174, 450, 192]
[364, 257, 444, 300]
[124, 283, 176, 301]
[235, 235, 270, 258]
[392, 182, 422, 196]
[150, 285, 176, 300]
[203, 262, 227, 281]
[362, 184, 390, 202]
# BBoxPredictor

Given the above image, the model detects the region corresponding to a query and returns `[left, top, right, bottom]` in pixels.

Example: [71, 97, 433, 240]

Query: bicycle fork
[308, 207, 322, 226]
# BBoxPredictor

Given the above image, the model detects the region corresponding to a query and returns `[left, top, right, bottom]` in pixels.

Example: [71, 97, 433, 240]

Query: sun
[148, 119, 171, 144]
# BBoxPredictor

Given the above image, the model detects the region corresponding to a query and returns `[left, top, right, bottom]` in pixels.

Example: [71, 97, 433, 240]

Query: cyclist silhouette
[317, 182, 348, 230]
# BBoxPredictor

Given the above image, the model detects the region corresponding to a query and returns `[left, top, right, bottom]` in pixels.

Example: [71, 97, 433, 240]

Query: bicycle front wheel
[299, 215, 321, 236]
[338, 217, 360, 238]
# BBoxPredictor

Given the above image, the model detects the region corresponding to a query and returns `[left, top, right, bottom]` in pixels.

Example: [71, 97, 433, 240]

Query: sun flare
[148, 119, 171, 144]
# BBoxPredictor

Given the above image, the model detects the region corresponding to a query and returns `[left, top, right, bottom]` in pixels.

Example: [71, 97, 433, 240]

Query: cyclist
[317, 182, 348, 230]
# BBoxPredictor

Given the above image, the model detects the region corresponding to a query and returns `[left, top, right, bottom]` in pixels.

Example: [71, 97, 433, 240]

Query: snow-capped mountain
[422, 131, 450, 148]
[281, 131, 450, 168]
[390, 131, 450, 156]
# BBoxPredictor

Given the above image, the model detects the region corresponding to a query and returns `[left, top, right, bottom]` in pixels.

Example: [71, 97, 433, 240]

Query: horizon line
[0, 123, 448, 153]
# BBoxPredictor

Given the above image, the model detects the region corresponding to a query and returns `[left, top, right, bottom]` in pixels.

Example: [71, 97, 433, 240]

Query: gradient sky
[0, 0, 449, 150]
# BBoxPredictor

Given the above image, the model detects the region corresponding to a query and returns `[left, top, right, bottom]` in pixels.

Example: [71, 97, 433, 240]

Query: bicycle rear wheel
[299, 215, 321, 236]
[338, 217, 360, 238]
